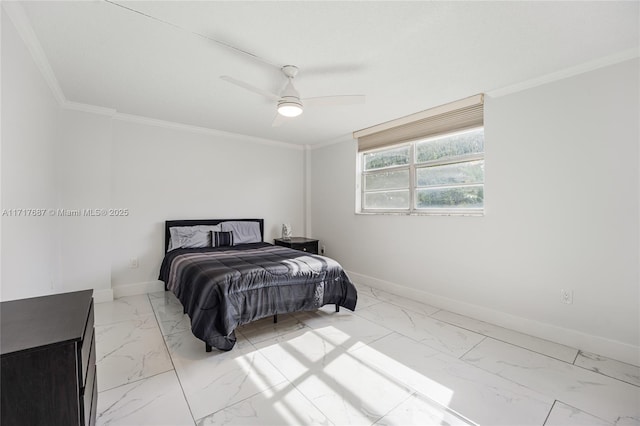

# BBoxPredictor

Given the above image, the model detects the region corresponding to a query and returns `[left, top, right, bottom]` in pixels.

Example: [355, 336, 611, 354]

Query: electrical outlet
[129, 257, 139, 269]
[560, 289, 573, 304]
[321, 245, 326, 255]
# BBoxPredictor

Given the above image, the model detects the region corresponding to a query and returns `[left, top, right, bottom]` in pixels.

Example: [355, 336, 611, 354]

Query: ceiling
[15, 1, 640, 146]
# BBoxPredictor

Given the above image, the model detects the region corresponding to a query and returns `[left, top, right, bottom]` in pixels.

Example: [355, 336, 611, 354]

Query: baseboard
[347, 270, 640, 366]
[93, 288, 114, 304]
[112, 280, 165, 299]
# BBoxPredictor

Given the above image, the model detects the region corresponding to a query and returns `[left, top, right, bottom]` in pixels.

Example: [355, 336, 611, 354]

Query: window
[354, 94, 484, 215]
[359, 128, 484, 214]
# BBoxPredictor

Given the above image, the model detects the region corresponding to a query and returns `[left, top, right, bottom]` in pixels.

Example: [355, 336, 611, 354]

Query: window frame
[357, 127, 485, 216]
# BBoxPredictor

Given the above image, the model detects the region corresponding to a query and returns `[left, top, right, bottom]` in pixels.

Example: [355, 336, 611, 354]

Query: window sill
[355, 210, 484, 217]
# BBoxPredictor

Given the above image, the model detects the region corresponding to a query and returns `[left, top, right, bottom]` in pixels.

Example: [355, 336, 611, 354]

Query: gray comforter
[159, 243, 358, 351]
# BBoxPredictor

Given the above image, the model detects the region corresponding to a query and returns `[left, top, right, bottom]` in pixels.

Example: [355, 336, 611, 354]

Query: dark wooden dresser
[274, 237, 319, 254]
[1, 289, 96, 426]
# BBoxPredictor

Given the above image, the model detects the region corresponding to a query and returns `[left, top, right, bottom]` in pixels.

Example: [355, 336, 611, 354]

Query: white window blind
[354, 94, 484, 152]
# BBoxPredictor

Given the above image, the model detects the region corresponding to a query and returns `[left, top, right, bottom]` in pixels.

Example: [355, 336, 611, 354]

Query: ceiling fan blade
[220, 76, 280, 101]
[302, 95, 366, 107]
[302, 64, 365, 77]
[272, 113, 290, 127]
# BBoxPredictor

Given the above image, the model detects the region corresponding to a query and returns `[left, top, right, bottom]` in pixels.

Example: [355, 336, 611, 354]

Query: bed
[158, 219, 358, 352]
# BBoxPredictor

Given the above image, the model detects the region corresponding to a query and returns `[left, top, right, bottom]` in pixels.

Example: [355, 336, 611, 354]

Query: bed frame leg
[335, 304, 340, 313]
[205, 343, 212, 353]
[273, 313, 278, 324]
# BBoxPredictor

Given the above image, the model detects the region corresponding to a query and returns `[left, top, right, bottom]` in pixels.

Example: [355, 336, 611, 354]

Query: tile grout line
[457, 336, 637, 425]
[357, 300, 553, 362]
[463, 335, 585, 368]
[346, 289, 637, 390]
[194, 311, 340, 423]
[148, 293, 198, 426]
[249, 308, 417, 425]
[572, 350, 581, 365]
[370, 391, 418, 425]
[362, 290, 639, 386]
[192, 381, 290, 424]
[454, 344, 566, 419]
[354, 329, 395, 352]
[94, 299, 172, 392]
[458, 335, 488, 360]
[570, 363, 640, 388]
[427, 315, 580, 365]
[105, 290, 638, 425]
[355, 304, 493, 361]
[356, 294, 581, 364]
[344, 322, 480, 425]
[357, 287, 584, 358]
[96, 368, 175, 394]
[550, 400, 621, 425]
[244, 331, 336, 425]
[192, 339, 291, 424]
[569, 350, 640, 387]
[428, 308, 444, 317]
[541, 399, 558, 426]
[475, 334, 640, 388]
[382, 300, 441, 317]
[94, 311, 157, 328]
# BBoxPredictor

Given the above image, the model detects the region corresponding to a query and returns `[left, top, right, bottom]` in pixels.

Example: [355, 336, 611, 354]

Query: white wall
[2, 8, 306, 300]
[47, 111, 305, 297]
[309, 59, 639, 364]
[109, 120, 305, 289]
[57, 110, 112, 294]
[1, 11, 61, 300]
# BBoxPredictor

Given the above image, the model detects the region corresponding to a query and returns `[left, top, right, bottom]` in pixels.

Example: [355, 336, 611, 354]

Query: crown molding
[487, 48, 639, 98]
[7, 1, 637, 151]
[60, 100, 302, 150]
[63, 100, 117, 117]
[61, 100, 302, 150]
[311, 50, 639, 148]
[3, 1, 302, 151]
[2, 1, 66, 105]
[113, 112, 304, 150]
[309, 133, 356, 150]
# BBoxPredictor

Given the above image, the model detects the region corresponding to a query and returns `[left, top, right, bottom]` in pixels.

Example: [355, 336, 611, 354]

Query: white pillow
[168, 225, 222, 251]
[220, 221, 261, 244]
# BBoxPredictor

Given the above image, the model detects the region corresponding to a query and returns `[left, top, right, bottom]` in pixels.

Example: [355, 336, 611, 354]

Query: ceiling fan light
[277, 101, 303, 117]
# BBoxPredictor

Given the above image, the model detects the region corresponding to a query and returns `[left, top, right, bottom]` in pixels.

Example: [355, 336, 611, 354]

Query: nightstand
[274, 237, 319, 254]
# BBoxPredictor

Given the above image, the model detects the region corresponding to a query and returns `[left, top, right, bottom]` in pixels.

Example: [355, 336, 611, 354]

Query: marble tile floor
[94, 284, 640, 426]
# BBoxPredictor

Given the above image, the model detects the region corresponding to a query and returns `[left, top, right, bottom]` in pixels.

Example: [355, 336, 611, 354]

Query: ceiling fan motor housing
[277, 74, 303, 117]
[281, 65, 299, 78]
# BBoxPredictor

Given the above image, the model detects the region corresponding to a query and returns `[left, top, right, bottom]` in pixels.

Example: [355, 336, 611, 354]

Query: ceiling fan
[221, 65, 365, 126]
[101, 2, 365, 126]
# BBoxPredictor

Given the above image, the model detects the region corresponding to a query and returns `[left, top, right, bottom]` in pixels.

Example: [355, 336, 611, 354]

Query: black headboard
[165, 218, 265, 252]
